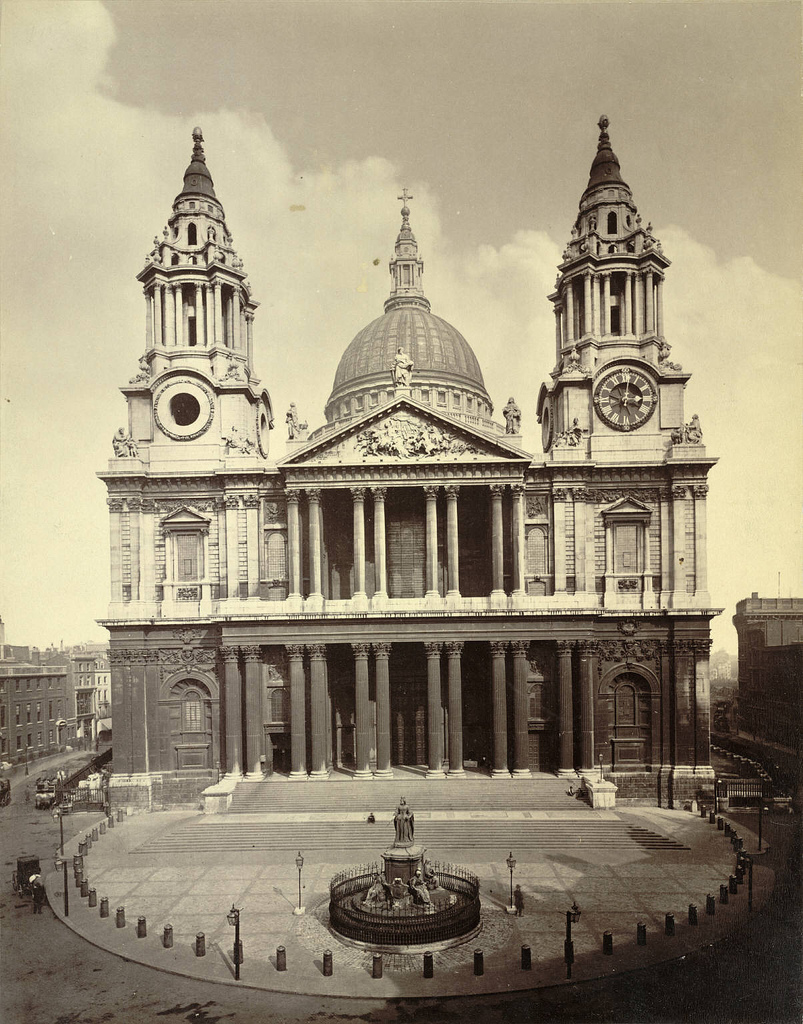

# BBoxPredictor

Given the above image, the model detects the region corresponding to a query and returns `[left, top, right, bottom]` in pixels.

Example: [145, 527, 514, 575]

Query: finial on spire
[398, 188, 414, 224]
[597, 115, 610, 150]
[191, 126, 206, 163]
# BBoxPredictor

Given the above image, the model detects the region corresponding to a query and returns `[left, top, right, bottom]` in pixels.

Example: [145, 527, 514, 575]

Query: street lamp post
[506, 851, 517, 912]
[53, 806, 65, 855]
[294, 852, 305, 915]
[53, 808, 69, 920]
[226, 905, 241, 980]
[565, 901, 581, 979]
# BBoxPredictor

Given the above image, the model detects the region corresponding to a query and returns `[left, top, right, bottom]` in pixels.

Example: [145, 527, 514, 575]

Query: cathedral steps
[227, 776, 576, 814]
[133, 817, 689, 854]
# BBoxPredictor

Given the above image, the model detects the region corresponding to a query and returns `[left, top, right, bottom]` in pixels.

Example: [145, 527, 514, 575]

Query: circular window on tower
[153, 377, 215, 441]
[256, 395, 273, 458]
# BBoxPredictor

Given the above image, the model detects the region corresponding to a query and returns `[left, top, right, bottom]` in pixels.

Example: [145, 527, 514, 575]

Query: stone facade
[99, 121, 718, 809]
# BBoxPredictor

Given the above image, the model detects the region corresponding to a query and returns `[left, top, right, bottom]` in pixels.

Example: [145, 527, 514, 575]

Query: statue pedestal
[382, 844, 426, 885]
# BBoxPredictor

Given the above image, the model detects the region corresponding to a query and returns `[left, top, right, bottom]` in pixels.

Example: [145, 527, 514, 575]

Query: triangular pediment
[280, 397, 530, 467]
[600, 495, 652, 516]
[161, 506, 212, 527]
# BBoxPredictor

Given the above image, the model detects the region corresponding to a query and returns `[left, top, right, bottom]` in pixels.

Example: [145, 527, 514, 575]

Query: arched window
[526, 528, 547, 574]
[167, 679, 213, 770]
[266, 532, 287, 580]
[182, 689, 203, 730]
[187, 223, 197, 245]
[270, 688, 289, 722]
[171, 253, 179, 265]
[607, 212, 617, 234]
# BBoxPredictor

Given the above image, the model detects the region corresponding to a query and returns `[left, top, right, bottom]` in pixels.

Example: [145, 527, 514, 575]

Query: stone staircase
[227, 776, 577, 815]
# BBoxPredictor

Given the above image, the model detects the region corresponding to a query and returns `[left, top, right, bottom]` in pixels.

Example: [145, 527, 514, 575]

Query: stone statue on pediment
[286, 403, 308, 440]
[391, 346, 414, 387]
[112, 427, 138, 458]
[503, 397, 522, 435]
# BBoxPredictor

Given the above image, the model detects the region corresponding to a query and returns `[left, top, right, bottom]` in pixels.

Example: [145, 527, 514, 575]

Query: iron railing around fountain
[329, 861, 481, 946]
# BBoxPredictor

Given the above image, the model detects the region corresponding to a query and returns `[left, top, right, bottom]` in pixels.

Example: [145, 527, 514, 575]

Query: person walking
[513, 884, 524, 917]
[30, 875, 46, 914]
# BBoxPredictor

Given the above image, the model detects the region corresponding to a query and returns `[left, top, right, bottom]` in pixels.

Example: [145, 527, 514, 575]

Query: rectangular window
[36, 702, 41, 721]
[0, 706, 4, 728]
[176, 534, 199, 580]
[437, 391, 447, 406]
[37, 731, 42, 746]
[1, 736, 5, 753]
[15, 705, 20, 725]
[27, 733, 32, 748]
[26, 704, 31, 723]
[614, 524, 639, 573]
[183, 699, 202, 731]
[49, 730, 54, 743]
[49, 702, 53, 719]
[16, 736, 21, 750]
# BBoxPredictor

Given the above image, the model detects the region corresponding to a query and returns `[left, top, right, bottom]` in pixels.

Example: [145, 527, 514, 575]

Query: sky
[0, 0, 800, 654]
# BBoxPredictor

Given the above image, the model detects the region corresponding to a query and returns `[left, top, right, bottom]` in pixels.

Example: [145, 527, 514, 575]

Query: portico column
[351, 487, 367, 602]
[565, 280, 575, 342]
[511, 484, 525, 596]
[306, 489, 323, 605]
[511, 641, 532, 778]
[286, 491, 302, 603]
[602, 273, 611, 336]
[309, 644, 329, 779]
[557, 640, 575, 774]
[242, 645, 263, 777]
[445, 485, 460, 597]
[445, 642, 465, 777]
[490, 641, 510, 777]
[372, 487, 388, 600]
[424, 485, 440, 599]
[644, 270, 654, 334]
[693, 484, 710, 601]
[286, 644, 307, 780]
[693, 639, 713, 771]
[373, 643, 392, 778]
[583, 272, 592, 336]
[425, 642, 446, 778]
[222, 646, 242, 776]
[671, 484, 687, 605]
[553, 488, 567, 593]
[224, 495, 240, 600]
[656, 274, 664, 336]
[490, 484, 505, 599]
[577, 641, 595, 771]
[352, 644, 372, 779]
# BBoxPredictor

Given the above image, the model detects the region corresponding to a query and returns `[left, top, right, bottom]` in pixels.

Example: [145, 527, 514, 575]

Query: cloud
[0, 1, 799, 651]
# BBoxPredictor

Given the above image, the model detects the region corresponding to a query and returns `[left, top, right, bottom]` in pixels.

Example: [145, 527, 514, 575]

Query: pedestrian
[367, 811, 376, 824]
[30, 875, 46, 914]
[514, 884, 524, 917]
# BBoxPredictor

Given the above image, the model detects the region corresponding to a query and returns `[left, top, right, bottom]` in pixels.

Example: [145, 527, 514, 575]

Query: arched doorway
[167, 679, 213, 770]
[604, 672, 652, 770]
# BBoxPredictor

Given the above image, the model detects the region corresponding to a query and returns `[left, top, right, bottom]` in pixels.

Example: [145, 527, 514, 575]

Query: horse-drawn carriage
[12, 854, 41, 898]
[34, 776, 58, 810]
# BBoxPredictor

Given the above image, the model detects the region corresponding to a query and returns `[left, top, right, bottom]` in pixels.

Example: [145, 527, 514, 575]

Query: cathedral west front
[100, 118, 718, 811]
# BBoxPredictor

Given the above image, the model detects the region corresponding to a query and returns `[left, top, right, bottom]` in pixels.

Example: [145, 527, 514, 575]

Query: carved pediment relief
[160, 506, 212, 530]
[283, 400, 526, 467]
[600, 495, 652, 517]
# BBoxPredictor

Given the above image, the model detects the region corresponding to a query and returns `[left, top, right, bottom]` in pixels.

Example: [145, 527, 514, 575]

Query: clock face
[153, 377, 215, 441]
[594, 366, 657, 431]
[541, 400, 554, 451]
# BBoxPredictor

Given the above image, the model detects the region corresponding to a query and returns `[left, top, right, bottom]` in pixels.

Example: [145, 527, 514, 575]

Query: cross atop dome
[386, 191, 429, 313]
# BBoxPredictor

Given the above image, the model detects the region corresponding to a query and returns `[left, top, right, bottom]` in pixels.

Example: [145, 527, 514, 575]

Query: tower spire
[384, 190, 430, 313]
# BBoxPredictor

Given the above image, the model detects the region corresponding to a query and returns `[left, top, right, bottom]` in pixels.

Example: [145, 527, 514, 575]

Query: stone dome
[324, 305, 493, 426]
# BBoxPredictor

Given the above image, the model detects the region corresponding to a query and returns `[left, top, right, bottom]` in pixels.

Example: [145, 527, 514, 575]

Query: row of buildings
[0, 620, 111, 767]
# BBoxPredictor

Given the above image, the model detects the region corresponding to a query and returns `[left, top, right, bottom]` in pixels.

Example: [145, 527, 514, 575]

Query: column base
[489, 590, 507, 609]
[556, 768, 578, 779]
[448, 768, 466, 778]
[373, 768, 394, 780]
[305, 594, 324, 612]
[309, 769, 330, 781]
[491, 768, 512, 779]
[288, 771, 309, 782]
[353, 769, 373, 781]
[285, 595, 303, 613]
[426, 768, 447, 780]
[511, 768, 532, 779]
[222, 770, 243, 780]
[352, 592, 369, 611]
[371, 592, 388, 609]
[243, 771, 264, 781]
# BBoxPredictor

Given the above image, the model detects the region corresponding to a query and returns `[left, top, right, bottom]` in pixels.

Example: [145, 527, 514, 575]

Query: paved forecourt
[46, 802, 773, 999]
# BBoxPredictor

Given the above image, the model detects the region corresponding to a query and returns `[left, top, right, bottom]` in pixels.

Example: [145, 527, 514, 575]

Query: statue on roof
[503, 397, 521, 435]
[391, 346, 414, 388]
[112, 427, 139, 458]
[286, 403, 308, 441]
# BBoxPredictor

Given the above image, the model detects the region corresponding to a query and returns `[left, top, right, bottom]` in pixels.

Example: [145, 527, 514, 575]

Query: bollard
[163, 924, 173, 949]
[688, 903, 698, 926]
[729, 875, 738, 895]
[474, 949, 484, 976]
[372, 952, 383, 979]
[724, 821, 731, 836]
[736, 864, 745, 884]
[706, 894, 716, 915]
[521, 944, 532, 970]
[276, 945, 286, 971]
[137, 916, 147, 938]
[116, 906, 126, 928]
[72, 854, 83, 873]
[700, 805, 707, 818]
[78, 841, 87, 856]
[195, 932, 205, 957]
[100, 897, 109, 918]
[323, 949, 333, 976]
[717, 816, 724, 830]
[85, 834, 92, 850]
[719, 884, 728, 904]
[108, 815, 115, 829]
[423, 952, 434, 978]
[116, 808, 124, 822]
[637, 922, 647, 946]
[91, 827, 99, 842]
[736, 836, 744, 851]
[88, 888, 97, 908]
[665, 913, 675, 937]
[603, 931, 613, 955]
[74, 870, 83, 889]
[709, 810, 716, 824]
[80, 878, 89, 898]
[99, 822, 106, 835]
